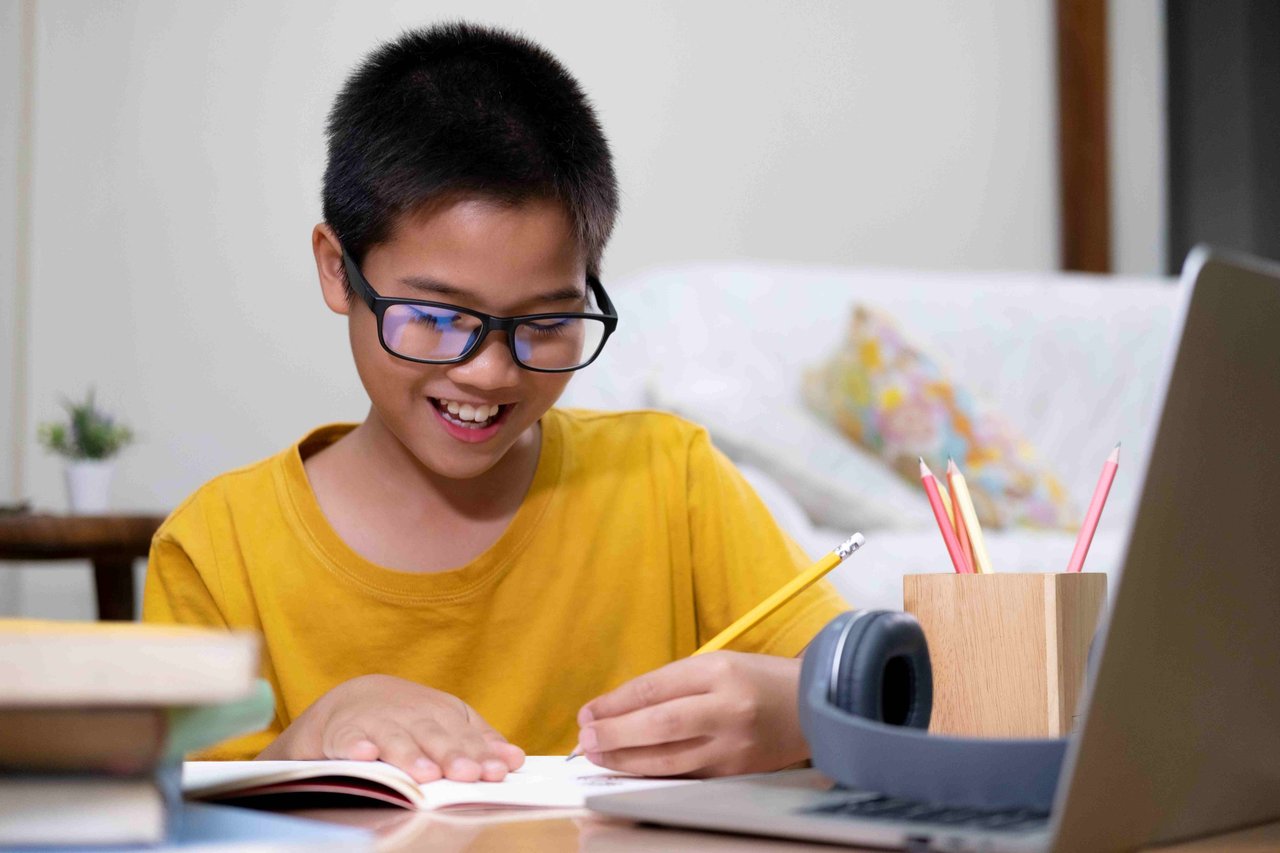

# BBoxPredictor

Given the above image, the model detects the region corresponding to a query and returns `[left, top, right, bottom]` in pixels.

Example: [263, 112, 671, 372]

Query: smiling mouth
[429, 397, 510, 430]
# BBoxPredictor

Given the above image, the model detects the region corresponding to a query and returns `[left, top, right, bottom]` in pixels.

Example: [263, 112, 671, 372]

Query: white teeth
[435, 399, 503, 424]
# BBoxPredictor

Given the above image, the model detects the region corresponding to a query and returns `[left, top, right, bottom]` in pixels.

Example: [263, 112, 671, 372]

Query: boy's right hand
[256, 674, 525, 783]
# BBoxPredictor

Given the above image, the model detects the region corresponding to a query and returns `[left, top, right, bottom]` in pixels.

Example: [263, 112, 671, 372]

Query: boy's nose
[445, 332, 522, 390]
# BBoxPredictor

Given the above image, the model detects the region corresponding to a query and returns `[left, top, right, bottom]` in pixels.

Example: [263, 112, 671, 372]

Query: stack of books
[0, 620, 270, 848]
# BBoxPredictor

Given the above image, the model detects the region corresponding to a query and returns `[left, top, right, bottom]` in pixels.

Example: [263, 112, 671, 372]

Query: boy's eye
[407, 309, 444, 328]
[524, 318, 574, 336]
[409, 308, 472, 329]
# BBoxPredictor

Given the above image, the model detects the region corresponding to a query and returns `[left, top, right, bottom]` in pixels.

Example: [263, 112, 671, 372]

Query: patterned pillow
[802, 304, 1075, 529]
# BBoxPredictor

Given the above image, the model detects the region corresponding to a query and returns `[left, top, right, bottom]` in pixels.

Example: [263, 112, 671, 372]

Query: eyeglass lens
[381, 304, 608, 370]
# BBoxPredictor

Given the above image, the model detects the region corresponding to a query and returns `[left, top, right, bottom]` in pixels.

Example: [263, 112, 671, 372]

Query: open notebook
[183, 756, 695, 811]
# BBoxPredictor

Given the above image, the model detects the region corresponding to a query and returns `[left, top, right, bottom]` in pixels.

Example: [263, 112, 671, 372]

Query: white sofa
[562, 262, 1179, 610]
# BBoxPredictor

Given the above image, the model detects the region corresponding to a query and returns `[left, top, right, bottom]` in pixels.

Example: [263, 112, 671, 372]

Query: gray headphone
[799, 610, 1068, 812]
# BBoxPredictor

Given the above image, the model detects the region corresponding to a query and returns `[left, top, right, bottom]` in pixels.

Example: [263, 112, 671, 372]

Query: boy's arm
[575, 427, 849, 776]
[143, 533, 282, 759]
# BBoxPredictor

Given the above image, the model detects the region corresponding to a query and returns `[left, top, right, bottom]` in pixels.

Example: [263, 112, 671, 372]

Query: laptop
[586, 247, 1280, 852]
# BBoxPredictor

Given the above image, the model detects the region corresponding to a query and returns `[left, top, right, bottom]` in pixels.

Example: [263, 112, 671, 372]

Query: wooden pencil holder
[902, 572, 1107, 739]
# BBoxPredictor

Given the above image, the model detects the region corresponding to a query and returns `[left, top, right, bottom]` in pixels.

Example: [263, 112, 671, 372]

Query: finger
[461, 705, 525, 776]
[580, 655, 725, 725]
[487, 739, 526, 771]
[405, 720, 504, 782]
[587, 735, 717, 778]
[366, 724, 441, 783]
[582, 694, 718, 754]
[323, 722, 379, 761]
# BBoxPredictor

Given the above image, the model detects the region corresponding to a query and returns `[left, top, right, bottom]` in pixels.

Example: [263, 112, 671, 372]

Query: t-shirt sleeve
[685, 428, 851, 657]
[143, 533, 228, 629]
[143, 529, 281, 760]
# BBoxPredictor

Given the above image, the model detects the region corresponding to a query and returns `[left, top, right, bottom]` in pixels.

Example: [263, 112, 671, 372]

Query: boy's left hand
[575, 652, 808, 777]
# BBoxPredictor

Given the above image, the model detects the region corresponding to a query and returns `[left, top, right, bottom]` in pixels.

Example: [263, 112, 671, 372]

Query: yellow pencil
[946, 459, 993, 573]
[695, 532, 865, 654]
[568, 532, 865, 760]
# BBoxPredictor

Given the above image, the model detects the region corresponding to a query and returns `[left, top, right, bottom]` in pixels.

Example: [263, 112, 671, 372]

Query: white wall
[1, 0, 29, 616]
[4, 0, 1164, 617]
[1110, 0, 1167, 275]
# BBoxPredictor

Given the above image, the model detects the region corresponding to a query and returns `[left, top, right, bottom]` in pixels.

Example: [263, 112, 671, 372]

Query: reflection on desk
[283, 806, 1280, 853]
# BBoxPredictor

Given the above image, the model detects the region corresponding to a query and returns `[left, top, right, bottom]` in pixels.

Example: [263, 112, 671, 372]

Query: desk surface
[287, 807, 1280, 852]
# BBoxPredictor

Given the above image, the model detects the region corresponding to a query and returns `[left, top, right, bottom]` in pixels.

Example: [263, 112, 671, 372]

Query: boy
[144, 22, 848, 783]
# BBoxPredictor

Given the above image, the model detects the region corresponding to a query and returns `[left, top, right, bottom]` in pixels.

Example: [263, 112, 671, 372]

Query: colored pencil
[694, 532, 865, 655]
[947, 459, 994, 573]
[920, 459, 973, 574]
[567, 532, 867, 760]
[946, 465, 976, 572]
[937, 482, 955, 527]
[935, 480, 973, 574]
[1066, 444, 1120, 573]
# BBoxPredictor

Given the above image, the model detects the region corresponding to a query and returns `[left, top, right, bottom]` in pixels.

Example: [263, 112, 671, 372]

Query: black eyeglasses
[342, 251, 618, 373]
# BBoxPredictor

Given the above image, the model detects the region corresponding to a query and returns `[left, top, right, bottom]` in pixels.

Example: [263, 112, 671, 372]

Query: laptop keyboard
[802, 793, 1050, 833]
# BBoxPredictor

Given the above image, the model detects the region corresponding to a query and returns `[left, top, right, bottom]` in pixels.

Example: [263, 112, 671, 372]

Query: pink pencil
[1066, 443, 1120, 573]
[920, 458, 974, 574]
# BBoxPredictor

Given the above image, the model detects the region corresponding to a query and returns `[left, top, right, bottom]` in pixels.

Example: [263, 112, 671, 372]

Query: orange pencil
[946, 460, 976, 573]
[920, 459, 973, 574]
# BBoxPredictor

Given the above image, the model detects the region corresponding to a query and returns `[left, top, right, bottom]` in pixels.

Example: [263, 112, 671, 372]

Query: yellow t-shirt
[143, 408, 849, 759]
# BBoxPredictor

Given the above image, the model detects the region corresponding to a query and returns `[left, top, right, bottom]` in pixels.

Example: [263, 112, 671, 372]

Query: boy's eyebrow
[399, 275, 585, 304]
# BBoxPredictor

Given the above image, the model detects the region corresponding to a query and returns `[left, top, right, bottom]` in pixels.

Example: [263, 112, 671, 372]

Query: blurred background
[2, 0, 1276, 617]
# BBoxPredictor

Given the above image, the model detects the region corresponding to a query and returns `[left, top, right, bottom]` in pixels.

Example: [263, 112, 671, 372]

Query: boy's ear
[312, 223, 353, 316]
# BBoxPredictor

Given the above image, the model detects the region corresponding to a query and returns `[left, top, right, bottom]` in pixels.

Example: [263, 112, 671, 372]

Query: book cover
[0, 772, 171, 846]
[0, 680, 275, 774]
[0, 620, 260, 707]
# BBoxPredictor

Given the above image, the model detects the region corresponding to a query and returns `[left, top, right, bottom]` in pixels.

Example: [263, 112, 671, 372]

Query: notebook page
[419, 756, 696, 810]
[184, 756, 695, 811]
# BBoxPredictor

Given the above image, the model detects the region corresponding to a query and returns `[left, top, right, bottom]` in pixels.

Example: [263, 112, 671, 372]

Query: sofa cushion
[803, 304, 1076, 529]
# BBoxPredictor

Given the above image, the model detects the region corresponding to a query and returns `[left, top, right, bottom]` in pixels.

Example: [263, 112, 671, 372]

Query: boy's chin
[411, 416, 539, 482]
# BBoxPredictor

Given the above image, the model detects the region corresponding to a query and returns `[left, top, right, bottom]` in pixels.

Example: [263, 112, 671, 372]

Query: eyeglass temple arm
[341, 250, 379, 309]
[589, 276, 618, 319]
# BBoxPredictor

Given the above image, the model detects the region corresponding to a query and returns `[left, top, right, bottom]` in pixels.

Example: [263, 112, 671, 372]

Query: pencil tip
[947, 458, 959, 473]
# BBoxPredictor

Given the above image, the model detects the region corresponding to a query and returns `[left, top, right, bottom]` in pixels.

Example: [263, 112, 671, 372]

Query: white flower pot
[65, 460, 114, 514]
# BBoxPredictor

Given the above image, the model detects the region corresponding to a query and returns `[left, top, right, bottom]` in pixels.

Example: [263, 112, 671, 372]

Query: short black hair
[322, 22, 619, 285]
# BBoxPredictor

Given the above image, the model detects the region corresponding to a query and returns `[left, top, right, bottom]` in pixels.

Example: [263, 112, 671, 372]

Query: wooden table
[0, 513, 166, 621]
[284, 807, 1280, 852]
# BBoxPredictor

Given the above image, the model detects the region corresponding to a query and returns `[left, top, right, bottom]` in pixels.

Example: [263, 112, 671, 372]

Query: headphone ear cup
[833, 610, 932, 730]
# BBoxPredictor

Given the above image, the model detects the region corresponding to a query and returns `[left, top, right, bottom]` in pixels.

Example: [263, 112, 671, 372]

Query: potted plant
[37, 389, 135, 514]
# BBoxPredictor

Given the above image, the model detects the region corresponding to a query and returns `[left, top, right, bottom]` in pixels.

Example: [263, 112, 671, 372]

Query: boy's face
[314, 197, 586, 481]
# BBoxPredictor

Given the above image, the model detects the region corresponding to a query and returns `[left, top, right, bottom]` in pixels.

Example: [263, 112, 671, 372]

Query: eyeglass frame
[341, 249, 619, 374]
